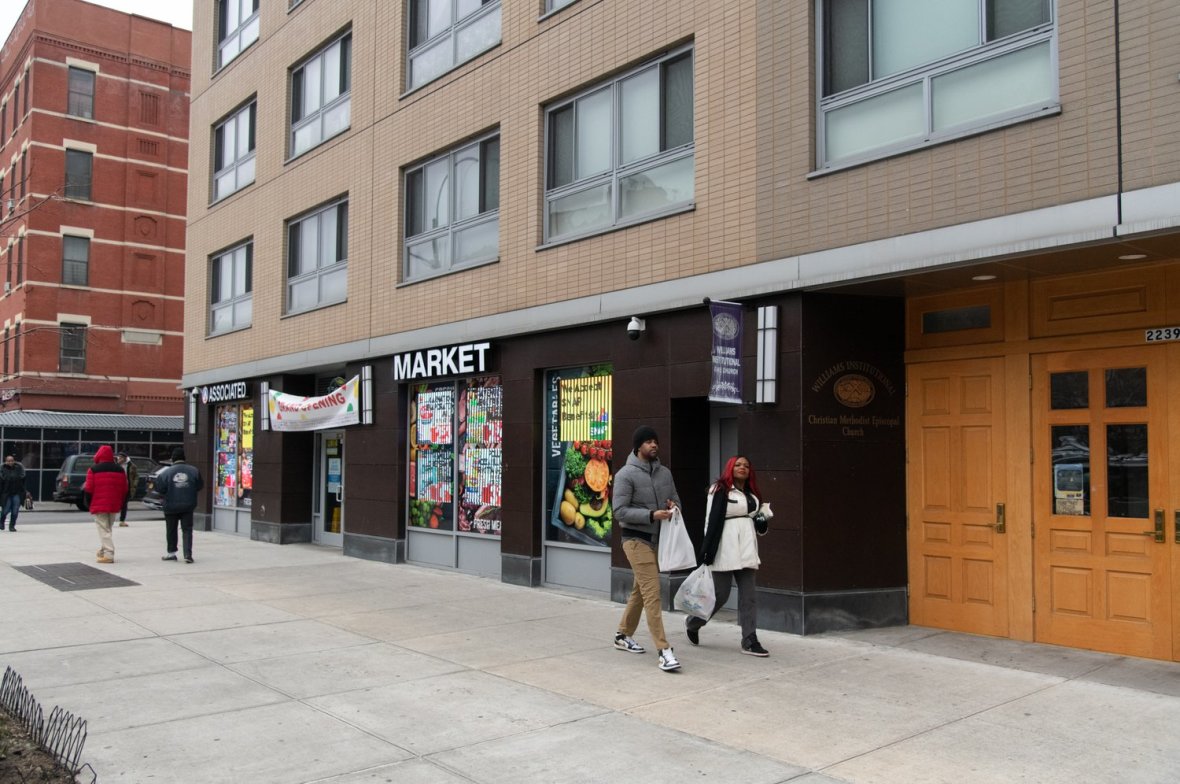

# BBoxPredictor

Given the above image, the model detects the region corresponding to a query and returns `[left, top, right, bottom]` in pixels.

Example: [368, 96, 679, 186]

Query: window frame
[406, 0, 501, 91]
[59, 323, 87, 374]
[289, 32, 352, 159]
[67, 67, 96, 119]
[209, 240, 253, 335]
[212, 100, 257, 202]
[285, 198, 349, 315]
[403, 131, 500, 282]
[815, 0, 1058, 171]
[64, 149, 92, 201]
[217, 0, 261, 71]
[542, 45, 695, 245]
[62, 235, 90, 287]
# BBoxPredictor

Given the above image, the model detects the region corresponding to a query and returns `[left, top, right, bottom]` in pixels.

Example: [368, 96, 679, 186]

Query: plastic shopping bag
[658, 507, 697, 572]
[674, 563, 716, 620]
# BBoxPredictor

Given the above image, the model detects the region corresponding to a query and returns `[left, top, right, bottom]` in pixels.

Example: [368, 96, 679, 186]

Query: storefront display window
[408, 376, 502, 535]
[214, 403, 253, 508]
[545, 366, 613, 547]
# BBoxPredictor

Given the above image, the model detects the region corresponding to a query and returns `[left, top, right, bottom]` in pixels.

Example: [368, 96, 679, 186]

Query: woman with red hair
[686, 455, 772, 656]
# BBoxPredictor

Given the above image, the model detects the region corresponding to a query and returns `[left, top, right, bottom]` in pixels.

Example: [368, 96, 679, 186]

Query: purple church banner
[708, 300, 743, 404]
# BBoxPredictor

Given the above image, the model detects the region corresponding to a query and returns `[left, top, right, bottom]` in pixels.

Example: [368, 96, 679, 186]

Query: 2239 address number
[1145, 327, 1180, 343]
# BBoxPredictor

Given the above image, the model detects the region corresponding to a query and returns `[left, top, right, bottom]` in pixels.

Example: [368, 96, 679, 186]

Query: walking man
[156, 448, 203, 564]
[0, 455, 27, 532]
[85, 446, 128, 563]
[612, 425, 683, 672]
[116, 452, 138, 527]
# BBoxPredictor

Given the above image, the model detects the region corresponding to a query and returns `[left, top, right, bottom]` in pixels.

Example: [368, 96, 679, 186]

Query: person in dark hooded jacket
[85, 445, 128, 563]
[0, 455, 27, 531]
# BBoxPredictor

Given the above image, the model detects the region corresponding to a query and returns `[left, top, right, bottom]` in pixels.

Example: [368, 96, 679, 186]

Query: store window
[544, 366, 613, 547]
[408, 376, 502, 536]
[214, 403, 254, 508]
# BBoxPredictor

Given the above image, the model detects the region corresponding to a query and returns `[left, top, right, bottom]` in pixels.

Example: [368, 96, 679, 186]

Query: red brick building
[0, 0, 190, 417]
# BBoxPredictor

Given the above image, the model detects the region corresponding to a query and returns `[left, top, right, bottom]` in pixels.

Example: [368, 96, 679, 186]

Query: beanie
[632, 425, 658, 454]
[172, 447, 186, 461]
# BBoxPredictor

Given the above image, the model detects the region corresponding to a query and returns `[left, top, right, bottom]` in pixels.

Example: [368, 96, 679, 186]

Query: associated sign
[267, 376, 360, 431]
[392, 342, 491, 381]
[200, 380, 250, 404]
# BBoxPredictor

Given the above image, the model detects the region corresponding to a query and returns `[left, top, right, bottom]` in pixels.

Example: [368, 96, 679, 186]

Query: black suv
[52, 454, 156, 510]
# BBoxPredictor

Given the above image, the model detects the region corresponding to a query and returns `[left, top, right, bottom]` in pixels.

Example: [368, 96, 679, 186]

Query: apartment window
[218, 0, 260, 69]
[407, 0, 500, 90]
[290, 33, 351, 158]
[19, 150, 26, 199]
[544, 47, 694, 244]
[213, 101, 256, 200]
[59, 323, 86, 374]
[22, 68, 29, 116]
[819, 0, 1055, 168]
[287, 199, 348, 313]
[62, 236, 89, 286]
[405, 134, 499, 280]
[11, 84, 19, 126]
[16, 236, 24, 284]
[0, 173, 4, 217]
[1, 102, 6, 139]
[67, 67, 96, 119]
[210, 241, 253, 334]
[65, 150, 92, 200]
[546, 0, 576, 11]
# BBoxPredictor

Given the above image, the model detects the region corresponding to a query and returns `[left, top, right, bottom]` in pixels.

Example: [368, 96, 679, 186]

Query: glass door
[314, 430, 344, 546]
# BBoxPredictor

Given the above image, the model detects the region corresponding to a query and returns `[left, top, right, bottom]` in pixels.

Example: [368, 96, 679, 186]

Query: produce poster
[546, 367, 613, 547]
[408, 382, 456, 531]
[417, 390, 454, 444]
[458, 378, 502, 535]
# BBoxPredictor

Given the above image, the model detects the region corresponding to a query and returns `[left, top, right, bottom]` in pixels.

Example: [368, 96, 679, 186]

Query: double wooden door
[908, 345, 1180, 660]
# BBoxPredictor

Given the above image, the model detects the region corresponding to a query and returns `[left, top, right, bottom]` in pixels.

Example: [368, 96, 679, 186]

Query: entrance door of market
[906, 358, 1011, 637]
[313, 431, 344, 546]
[1032, 347, 1172, 659]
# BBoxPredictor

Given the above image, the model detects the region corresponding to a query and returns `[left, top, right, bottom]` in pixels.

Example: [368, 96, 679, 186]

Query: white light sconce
[756, 306, 778, 404]
[187, 388, 198, 434]
[259, 381, 270, 431]
[362, 365, 373, 424]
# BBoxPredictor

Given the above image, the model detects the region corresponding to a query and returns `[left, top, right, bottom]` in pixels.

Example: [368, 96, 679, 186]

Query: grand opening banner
[267, 376, 360, 431]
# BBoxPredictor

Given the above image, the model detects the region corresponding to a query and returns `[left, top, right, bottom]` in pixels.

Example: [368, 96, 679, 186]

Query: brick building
[184, 1, 1180, 660]
[0, 0, 189, 495]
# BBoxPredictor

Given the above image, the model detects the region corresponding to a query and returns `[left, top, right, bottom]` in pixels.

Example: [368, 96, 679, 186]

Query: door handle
[993, 503, 1006, 534]
[1174, 510, 1180, 545]
[1143, 509, 1164, 542]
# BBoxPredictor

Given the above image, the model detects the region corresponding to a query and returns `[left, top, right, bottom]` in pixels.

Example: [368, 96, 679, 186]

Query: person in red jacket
[84, 445, 128, 564]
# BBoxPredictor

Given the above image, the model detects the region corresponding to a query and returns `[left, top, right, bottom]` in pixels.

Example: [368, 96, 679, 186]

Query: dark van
[53, 454, 156, 510]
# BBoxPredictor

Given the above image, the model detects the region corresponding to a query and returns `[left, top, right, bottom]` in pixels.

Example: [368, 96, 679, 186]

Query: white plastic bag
[658, 507, 697, 572]
[674, 563, 716, 620]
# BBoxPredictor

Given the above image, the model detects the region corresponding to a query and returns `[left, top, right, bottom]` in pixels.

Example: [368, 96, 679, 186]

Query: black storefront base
[757, 586, 908, 635]
[344, 532, 402, 564]
[252, 520, 312, 544]
[502, 554, 541, 587]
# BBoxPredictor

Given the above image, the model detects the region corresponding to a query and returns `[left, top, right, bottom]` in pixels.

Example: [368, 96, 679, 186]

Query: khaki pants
[93, 513, 115, 559]
[618, 538, 668, 650]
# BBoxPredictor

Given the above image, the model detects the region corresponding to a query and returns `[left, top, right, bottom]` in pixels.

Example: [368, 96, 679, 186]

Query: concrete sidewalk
[2, 518, 1179, 783]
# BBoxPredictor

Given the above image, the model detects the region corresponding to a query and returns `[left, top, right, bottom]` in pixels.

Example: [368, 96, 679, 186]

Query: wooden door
[1032, 347, 1171, 659]
[907, 358, 1009, 636]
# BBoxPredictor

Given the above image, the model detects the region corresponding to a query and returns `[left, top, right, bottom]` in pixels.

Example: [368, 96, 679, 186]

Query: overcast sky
[1, 0, 193, 46]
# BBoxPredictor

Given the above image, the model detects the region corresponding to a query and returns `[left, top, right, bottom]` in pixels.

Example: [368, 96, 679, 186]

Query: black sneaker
[741, 634, 769, 657]
[685, 618, 699, 646]
[184, 557, 194, 564]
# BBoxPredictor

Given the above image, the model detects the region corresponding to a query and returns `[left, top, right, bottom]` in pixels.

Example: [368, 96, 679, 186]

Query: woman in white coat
[685, 455, 770, 656]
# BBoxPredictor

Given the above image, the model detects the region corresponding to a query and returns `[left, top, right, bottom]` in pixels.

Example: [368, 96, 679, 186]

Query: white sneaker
[658, 648, 681, 671]
[614, 633, 646, 654]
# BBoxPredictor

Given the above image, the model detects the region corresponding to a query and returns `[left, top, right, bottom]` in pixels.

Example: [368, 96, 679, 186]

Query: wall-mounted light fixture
[756, 305, 778, 405]
[259, 381, 270, 431]
[187, 388, 198, 434]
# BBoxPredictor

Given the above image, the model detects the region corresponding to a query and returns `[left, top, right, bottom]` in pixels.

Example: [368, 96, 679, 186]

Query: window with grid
[213, 101, 256, 201]
[287, 200, 348, 313]
[22, 68, 29, 116]
[67, 67, 95, 119]
[210, 241, 253, 334]
[62, 236, 89, 286]
[218, 0, 260, 69]
[543, 47, 694, 244]
[818, 0, 1056, 168]
[290, 33, 351, 158]
[405, 134, 499, 281]
[65, 150, 92, 200]
[59, 323, 86, 374]
[407, 0, 500, 90]
[546, 0, 576, 11]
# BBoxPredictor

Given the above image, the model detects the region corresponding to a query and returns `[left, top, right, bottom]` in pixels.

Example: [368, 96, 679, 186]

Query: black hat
[171, 447, 185, 461]
[116, 451, 128, 458]
[632, 425, 658, 454]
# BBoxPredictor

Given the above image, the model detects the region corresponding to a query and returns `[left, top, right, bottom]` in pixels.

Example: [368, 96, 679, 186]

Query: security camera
[627, 316, 646, 341]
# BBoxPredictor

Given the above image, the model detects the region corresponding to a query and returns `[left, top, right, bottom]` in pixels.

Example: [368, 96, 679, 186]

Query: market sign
[708, 299, 743, 404]
[392, 342, 492, 381]
[267, 375, 360, 431]
[200, 380, 250, 404]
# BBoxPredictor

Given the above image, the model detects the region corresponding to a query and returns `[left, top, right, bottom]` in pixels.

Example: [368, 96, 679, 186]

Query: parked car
[142, 463, 171, 511]
[53, 454, 156, 510]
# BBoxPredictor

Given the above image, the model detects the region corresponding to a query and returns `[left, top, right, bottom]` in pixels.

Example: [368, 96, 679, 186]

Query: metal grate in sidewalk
[15, 562, 139, 592]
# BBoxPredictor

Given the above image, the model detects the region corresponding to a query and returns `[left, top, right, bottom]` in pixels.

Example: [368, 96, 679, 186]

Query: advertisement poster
[545, 366, 613, 547]
[458, 377, 502, 536]
[408, 382, 455, 531]
[214, 403, 253, 508]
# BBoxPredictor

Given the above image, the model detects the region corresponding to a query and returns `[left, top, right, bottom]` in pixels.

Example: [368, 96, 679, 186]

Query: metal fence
[0, 665, 93, 782]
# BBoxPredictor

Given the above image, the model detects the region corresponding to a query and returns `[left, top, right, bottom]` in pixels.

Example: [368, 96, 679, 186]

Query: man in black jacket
[0, 455, 26, 532]
[156, 448, 203, 564]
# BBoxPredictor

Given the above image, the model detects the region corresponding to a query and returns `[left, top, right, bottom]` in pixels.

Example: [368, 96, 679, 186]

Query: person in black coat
[0, 455, 27, 532]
